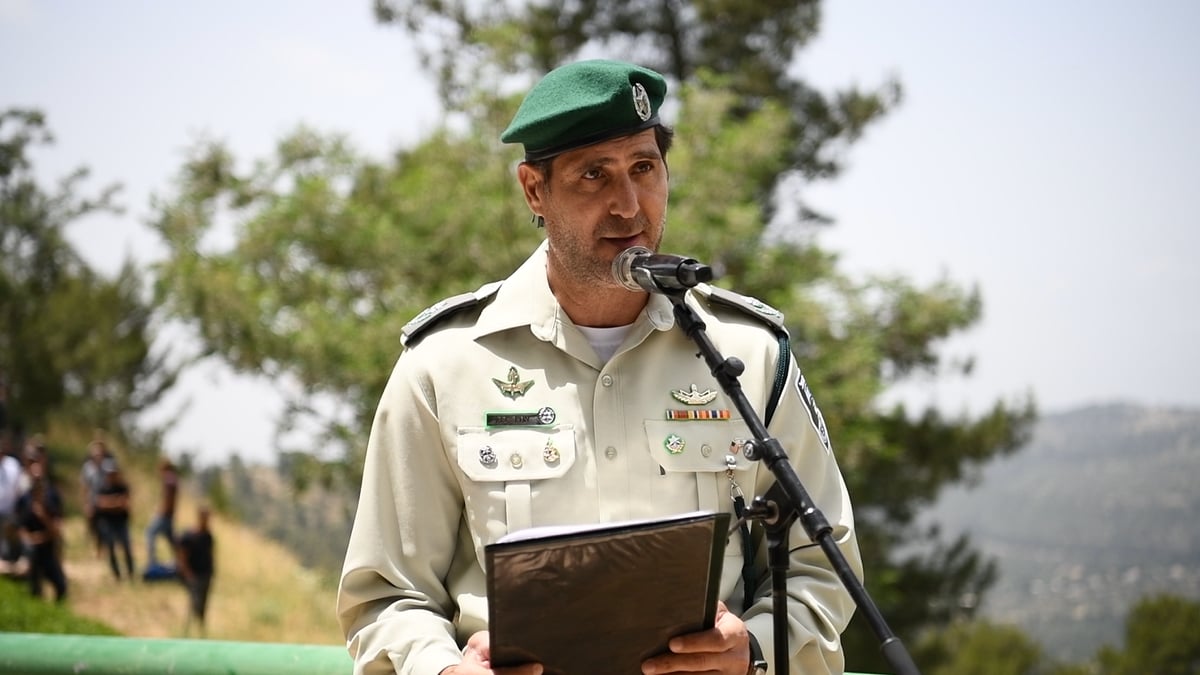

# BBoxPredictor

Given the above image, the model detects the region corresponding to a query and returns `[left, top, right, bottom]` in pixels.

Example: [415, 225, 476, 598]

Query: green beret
[501, 59, 668, 161]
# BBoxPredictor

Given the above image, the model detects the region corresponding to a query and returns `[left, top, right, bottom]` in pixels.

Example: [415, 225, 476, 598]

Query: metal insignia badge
[492, 366, 534, 400]
[410, 299, 448, 327]
[671, 384, 719, 406]
[664, 433, 686, 455]
[747, 297, 783, 320]
[633, 82, 652, 121]
[479, 445, 497, 467]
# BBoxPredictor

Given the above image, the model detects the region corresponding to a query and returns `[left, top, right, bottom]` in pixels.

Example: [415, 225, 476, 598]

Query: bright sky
[3, 1, 1198, 465]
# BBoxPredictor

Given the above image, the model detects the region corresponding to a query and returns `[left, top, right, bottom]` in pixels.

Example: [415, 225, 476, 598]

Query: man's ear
[516, 162, 545, 214]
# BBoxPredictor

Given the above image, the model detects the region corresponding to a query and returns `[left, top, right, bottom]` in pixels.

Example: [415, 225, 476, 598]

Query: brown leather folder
[486, 511, 731, 675]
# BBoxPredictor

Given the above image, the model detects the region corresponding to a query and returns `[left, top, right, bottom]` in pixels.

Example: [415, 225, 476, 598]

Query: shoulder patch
[695, 284, 787, 334]
[401, 281, 503, 347]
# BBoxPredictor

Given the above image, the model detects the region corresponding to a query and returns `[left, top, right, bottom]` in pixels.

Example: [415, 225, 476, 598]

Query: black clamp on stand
[664, 290, 921, 675]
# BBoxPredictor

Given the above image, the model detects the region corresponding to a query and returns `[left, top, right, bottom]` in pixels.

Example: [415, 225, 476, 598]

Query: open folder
[485, 510, 732, 675]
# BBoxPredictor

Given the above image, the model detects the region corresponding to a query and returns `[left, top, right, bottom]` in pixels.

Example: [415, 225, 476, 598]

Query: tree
[374, 0, 898, 224]
[151, 116, 540, 478]
[1096, 594, 1200, 675]
[150, 3, 1036, 672]
[0, 108, 176, 453]
[916, 620, 1088, 675]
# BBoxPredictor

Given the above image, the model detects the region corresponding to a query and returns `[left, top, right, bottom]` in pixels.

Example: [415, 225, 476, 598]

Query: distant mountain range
[923, 402, 1200, 663]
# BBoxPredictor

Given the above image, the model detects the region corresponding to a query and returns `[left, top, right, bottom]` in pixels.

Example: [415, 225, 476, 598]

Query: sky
[2, 1, 1198, 465]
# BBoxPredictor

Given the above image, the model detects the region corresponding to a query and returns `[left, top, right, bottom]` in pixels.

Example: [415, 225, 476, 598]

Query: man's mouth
[605, 235, 643, 249]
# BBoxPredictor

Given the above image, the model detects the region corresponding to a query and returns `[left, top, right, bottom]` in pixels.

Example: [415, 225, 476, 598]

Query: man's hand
[641, 602, 752, 675]
[439, 632, 544, 675]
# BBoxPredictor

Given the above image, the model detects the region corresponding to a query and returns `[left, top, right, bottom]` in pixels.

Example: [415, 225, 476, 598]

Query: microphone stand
[664, 290, 921, 675]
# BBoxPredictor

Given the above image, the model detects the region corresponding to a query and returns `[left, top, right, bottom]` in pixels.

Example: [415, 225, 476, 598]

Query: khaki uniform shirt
[337, 243, 861, 675]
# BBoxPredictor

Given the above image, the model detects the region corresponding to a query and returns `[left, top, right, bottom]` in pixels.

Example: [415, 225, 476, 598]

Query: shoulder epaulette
[695, 284, 787, 334]
[693, 284, 792, 429]
[401, 281, 503, 347]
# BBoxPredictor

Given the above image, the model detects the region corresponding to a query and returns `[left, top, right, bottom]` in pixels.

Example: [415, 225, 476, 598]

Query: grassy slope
[15, 458, 343, 646]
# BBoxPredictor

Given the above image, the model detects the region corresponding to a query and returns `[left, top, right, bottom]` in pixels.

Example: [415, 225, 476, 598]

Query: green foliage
[0, 108, 177, 452]
[151, 113, 541, 472]
[1096, 594, 1200, 675]
[919, 621, 1044, 675]
[913, 619, 1089, 675]
[0, 576, 120, 635]
[905, 593, 1200, 675]
[374, 0, 900, 221]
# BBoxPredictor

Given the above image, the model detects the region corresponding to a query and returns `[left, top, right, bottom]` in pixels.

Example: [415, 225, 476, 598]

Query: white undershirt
[576, 323, 636, 363]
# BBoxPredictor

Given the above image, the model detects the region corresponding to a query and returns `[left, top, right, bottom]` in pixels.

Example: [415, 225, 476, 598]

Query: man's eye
[582, 169, 603, 180]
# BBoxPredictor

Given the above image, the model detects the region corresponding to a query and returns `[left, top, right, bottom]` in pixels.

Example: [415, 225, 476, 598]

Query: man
[176, 504, 215, 636]
[337, 60, 860, 675]
[144, 457, 179, 568]
[94, 458, 135, 581]
[0, 440, 22, 571]
[79, 439, 112, 559]
[16, 449, 67, 601]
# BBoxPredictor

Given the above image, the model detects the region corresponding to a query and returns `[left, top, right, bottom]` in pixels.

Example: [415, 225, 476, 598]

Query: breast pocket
[643, 418, 754, 560]
[455, 425, 577, 545]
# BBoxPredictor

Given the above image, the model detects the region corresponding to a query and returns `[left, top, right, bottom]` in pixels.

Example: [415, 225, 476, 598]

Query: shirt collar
[474, 240, 678, 342]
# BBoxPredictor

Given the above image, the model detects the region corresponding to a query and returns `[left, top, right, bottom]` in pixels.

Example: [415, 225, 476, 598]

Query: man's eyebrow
[569, 148, 664, 170]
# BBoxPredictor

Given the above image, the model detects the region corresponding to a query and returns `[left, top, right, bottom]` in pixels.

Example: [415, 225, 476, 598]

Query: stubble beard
[545, 212, 666, 290]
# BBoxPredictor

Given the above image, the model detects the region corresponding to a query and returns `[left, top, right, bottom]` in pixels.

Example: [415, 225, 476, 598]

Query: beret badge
[633, 83, 652, 122]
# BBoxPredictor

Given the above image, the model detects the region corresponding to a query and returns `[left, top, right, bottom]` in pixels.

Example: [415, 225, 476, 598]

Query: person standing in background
[0, 443, 23, 573]
[95, 459, 136, 581]
[144, 457, 179, 569]
[177, 504, 215, 636]
[79, 439, 112, 559]
[16, 450, 67, 601]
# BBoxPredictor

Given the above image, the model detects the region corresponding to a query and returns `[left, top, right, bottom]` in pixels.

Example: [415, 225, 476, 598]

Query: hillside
[923, 402, 1200, 662]
[31, 465, 343, 646]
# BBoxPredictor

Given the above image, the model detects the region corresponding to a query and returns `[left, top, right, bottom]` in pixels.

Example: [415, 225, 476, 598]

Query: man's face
[519, 129, 669, 289]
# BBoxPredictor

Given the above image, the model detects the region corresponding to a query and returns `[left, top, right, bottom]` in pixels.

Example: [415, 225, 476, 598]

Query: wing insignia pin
[493, 367, 535, 400]
[670, 383, 719, 406]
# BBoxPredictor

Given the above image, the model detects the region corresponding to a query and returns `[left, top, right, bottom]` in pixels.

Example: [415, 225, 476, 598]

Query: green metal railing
[0, 633, 884, 674]
[0, 633, 352, 674]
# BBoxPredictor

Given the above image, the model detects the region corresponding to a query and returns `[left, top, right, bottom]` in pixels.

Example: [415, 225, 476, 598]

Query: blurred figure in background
[0, 435, 22, 574]
[177, 504, 215, 636]
[79, 439, 113, 559]
[15, 448, 67, 601]
[95, 459, 136, 581]
[144, 456, 179, 569]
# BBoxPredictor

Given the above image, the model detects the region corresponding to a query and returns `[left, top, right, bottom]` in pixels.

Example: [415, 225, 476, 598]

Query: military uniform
[337, 242, 861, 675]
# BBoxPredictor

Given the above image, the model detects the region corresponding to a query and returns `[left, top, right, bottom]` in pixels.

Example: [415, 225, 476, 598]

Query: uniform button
[604, 446, 618, 460]
[701, 444, 713, 457]
[601, 375, 614, 387]
[509, 453, 524, 469]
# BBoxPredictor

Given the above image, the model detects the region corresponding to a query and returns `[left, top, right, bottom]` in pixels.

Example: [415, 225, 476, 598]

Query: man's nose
[608, 174, 639, 219]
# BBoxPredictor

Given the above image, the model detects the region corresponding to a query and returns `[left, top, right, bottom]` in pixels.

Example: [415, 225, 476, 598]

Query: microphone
[611, 246, 714, 294]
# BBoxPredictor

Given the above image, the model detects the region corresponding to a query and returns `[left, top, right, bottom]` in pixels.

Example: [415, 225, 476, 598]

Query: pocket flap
[456, 425, 576, 481]
[643, 419, 753, 473]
